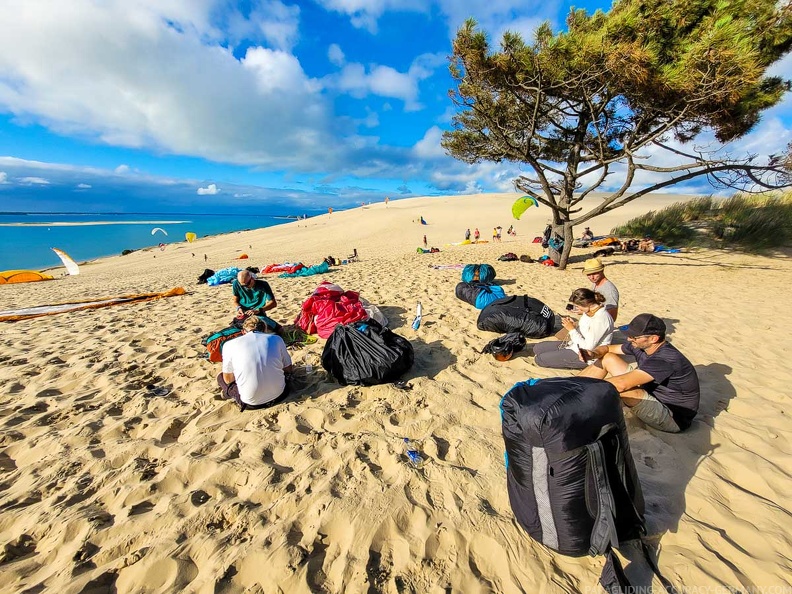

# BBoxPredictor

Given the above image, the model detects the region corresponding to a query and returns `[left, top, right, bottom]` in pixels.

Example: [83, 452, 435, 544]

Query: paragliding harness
[548, 234, 564, 252]
[500, 377, 678, 593]
[497, 253, 519, 261]
[202, 326, 243, 362]
[541, 225, 552, 249]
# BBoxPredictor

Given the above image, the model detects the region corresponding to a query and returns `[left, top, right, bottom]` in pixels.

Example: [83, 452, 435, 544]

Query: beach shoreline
[1, 192, 790, 592]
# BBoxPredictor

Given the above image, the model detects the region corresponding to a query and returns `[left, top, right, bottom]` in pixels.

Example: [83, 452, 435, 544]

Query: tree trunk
[548, 220, 574, 270]
[558, 222, 574, 270]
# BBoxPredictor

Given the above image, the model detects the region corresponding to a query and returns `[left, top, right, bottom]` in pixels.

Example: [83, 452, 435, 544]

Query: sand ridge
[0, 193, 791, 592]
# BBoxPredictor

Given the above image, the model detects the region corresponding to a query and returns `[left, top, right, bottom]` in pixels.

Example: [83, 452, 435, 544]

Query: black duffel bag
[321, 319, 414, 385]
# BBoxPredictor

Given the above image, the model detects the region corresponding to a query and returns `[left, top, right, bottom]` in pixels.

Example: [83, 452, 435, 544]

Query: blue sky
[0, 0, 789, 214]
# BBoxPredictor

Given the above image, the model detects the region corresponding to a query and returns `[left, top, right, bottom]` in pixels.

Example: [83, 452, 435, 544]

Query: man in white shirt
[217, 316, 293, 411]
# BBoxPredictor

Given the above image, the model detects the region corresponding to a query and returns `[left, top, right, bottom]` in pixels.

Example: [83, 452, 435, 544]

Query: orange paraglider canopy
[0, 270, 54, 285]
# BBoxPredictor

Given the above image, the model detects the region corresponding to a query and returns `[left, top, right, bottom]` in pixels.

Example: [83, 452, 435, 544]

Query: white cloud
[0, 1, 336, 170]
[76, 183, 92, 189]
[19, 176, 50, 185]
[328, 52, 445, 110]
[115, 165, 130, 174]
[0, 171, 6, 184]
[197, 183, 220, 195]
[328, 43, 345, 66]
[413, 126, 445, 158]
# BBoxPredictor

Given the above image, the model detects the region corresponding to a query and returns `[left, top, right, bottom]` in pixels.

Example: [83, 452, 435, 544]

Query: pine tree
[443, 0, 792, 268]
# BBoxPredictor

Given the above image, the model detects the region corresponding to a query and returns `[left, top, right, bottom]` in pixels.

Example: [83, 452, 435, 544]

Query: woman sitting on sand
[533, 289, 614, 369]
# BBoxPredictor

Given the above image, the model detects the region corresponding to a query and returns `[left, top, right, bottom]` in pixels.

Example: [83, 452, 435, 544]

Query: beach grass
[611, 191, 792, 251]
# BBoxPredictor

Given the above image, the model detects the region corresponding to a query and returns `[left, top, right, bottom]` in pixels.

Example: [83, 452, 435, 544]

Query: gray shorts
[624, 363, 680, 432]
[630, 391, 681, 433]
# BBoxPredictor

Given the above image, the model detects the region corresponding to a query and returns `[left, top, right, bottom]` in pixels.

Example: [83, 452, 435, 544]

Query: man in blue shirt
[578, 313, 700, 432]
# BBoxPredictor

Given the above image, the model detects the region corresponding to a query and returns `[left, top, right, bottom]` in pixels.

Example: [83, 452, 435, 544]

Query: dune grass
[611, 192, 792, 252]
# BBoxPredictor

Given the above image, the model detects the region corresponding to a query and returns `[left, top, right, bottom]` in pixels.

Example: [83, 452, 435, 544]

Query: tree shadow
[620, 362, 737, 586]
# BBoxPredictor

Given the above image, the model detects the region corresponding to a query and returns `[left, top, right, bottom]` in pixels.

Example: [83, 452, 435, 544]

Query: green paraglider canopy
[512, 195, 539, 220]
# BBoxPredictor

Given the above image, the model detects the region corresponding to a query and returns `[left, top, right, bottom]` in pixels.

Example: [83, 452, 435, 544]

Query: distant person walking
[423, 235, 428, 248]
[384, 196, 390, 207]
[474, 228, 480, 242]
[465, 228, 471, 241]
[496, 226, 503, 242]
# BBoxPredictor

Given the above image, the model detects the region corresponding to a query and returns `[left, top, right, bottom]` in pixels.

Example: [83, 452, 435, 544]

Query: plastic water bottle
[411, 302, 422, 331]
[403, 438, 424, 468]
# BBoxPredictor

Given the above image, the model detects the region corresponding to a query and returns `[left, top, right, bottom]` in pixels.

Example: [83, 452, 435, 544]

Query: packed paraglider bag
[499, 377, 675, 592]
[477, 295, 555, 338]
[454, 282, 506, 309]
[461, 263, 496, 283]
[321, 319, 414, 386]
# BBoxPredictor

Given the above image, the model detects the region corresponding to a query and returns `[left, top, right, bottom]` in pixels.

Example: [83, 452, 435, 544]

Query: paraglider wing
[151, 227, 168, 236]
[185, 232, 196, 243]
[51, 248, 80, 275]
[511, 196, 539, 220]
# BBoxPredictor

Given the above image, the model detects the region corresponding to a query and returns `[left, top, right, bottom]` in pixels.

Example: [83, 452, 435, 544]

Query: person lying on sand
[232, 269, 283, 336]
[578, 314, 700, 433]
[217, 316, 293, 411]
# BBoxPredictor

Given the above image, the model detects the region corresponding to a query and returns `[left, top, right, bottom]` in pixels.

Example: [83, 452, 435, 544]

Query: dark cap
[626, 313, 665, 337]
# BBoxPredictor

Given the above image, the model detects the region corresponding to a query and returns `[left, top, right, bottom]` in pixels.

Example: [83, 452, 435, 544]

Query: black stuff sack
[321, 319, 414, 386]
[482, 332, 526, 361]
[500, 377, 677, 593]
[197, 269, 215, 284]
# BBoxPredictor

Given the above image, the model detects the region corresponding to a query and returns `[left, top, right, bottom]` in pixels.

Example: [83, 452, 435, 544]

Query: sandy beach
[1, 192, 790, 593]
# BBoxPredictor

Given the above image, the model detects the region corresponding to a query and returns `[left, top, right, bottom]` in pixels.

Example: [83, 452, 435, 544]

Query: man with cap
[218, 316, 293, 411]
[578, 313, 700, 432]
[583, 257, 619, 322]
[232, 269, 283, 336]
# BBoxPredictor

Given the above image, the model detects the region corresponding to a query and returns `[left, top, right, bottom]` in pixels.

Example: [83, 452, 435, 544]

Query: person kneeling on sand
[578, 314, 700, 433]
[217, 316, 293, 411]
[533, 289, 613, 370]
[232, 269, 283, 336]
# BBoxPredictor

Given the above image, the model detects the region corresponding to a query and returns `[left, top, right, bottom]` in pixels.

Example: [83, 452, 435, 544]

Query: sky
[0, 0, 790, 214]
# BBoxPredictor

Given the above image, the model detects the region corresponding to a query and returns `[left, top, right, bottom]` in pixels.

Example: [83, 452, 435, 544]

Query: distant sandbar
[0, 220, 191, 227]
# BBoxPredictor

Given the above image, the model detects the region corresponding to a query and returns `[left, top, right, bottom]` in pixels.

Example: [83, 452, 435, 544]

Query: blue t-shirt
[623, 341, 700, 430]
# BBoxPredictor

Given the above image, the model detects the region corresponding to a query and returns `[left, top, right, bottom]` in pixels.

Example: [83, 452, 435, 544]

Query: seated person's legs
[533, 341, 587, 370]
[625, 390, 681, 433]
[578, 351, 629, 379]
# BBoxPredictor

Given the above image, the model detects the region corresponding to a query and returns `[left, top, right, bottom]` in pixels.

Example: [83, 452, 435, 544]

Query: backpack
[201, 326, 243, 362]
[500, 377, 676, 592]
[197, 268, 215, 284]
[497, 253, 519, 261]
[462, 264, 496, 283]
[321, 319, 414, 386]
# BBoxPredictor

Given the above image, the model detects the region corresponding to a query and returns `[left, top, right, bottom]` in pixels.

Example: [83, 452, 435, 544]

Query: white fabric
[567, 307, 614, 363]
[221, 332, 292, 406]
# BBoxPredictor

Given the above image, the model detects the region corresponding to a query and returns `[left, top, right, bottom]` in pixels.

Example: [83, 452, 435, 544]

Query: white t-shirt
[567, 306, 614, 363]
[221, 332, 292, 406]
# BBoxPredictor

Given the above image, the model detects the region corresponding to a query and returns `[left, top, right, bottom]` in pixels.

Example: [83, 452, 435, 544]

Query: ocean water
[0, 213, 317, 271]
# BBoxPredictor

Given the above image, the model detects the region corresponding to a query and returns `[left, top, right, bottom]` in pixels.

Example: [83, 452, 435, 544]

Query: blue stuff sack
[462, 264, 496, 284]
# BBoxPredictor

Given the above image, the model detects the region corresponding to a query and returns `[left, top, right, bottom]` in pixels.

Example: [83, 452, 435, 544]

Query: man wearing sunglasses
[232, 269, 282, 336]
[578, 313, 699, 432]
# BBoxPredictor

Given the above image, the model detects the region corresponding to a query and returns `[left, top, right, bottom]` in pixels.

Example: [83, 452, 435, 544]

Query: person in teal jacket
[232, 270, 282, 336]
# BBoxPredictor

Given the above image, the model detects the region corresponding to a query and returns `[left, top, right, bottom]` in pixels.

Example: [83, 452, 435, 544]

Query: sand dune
[1, 193, 790, 592]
